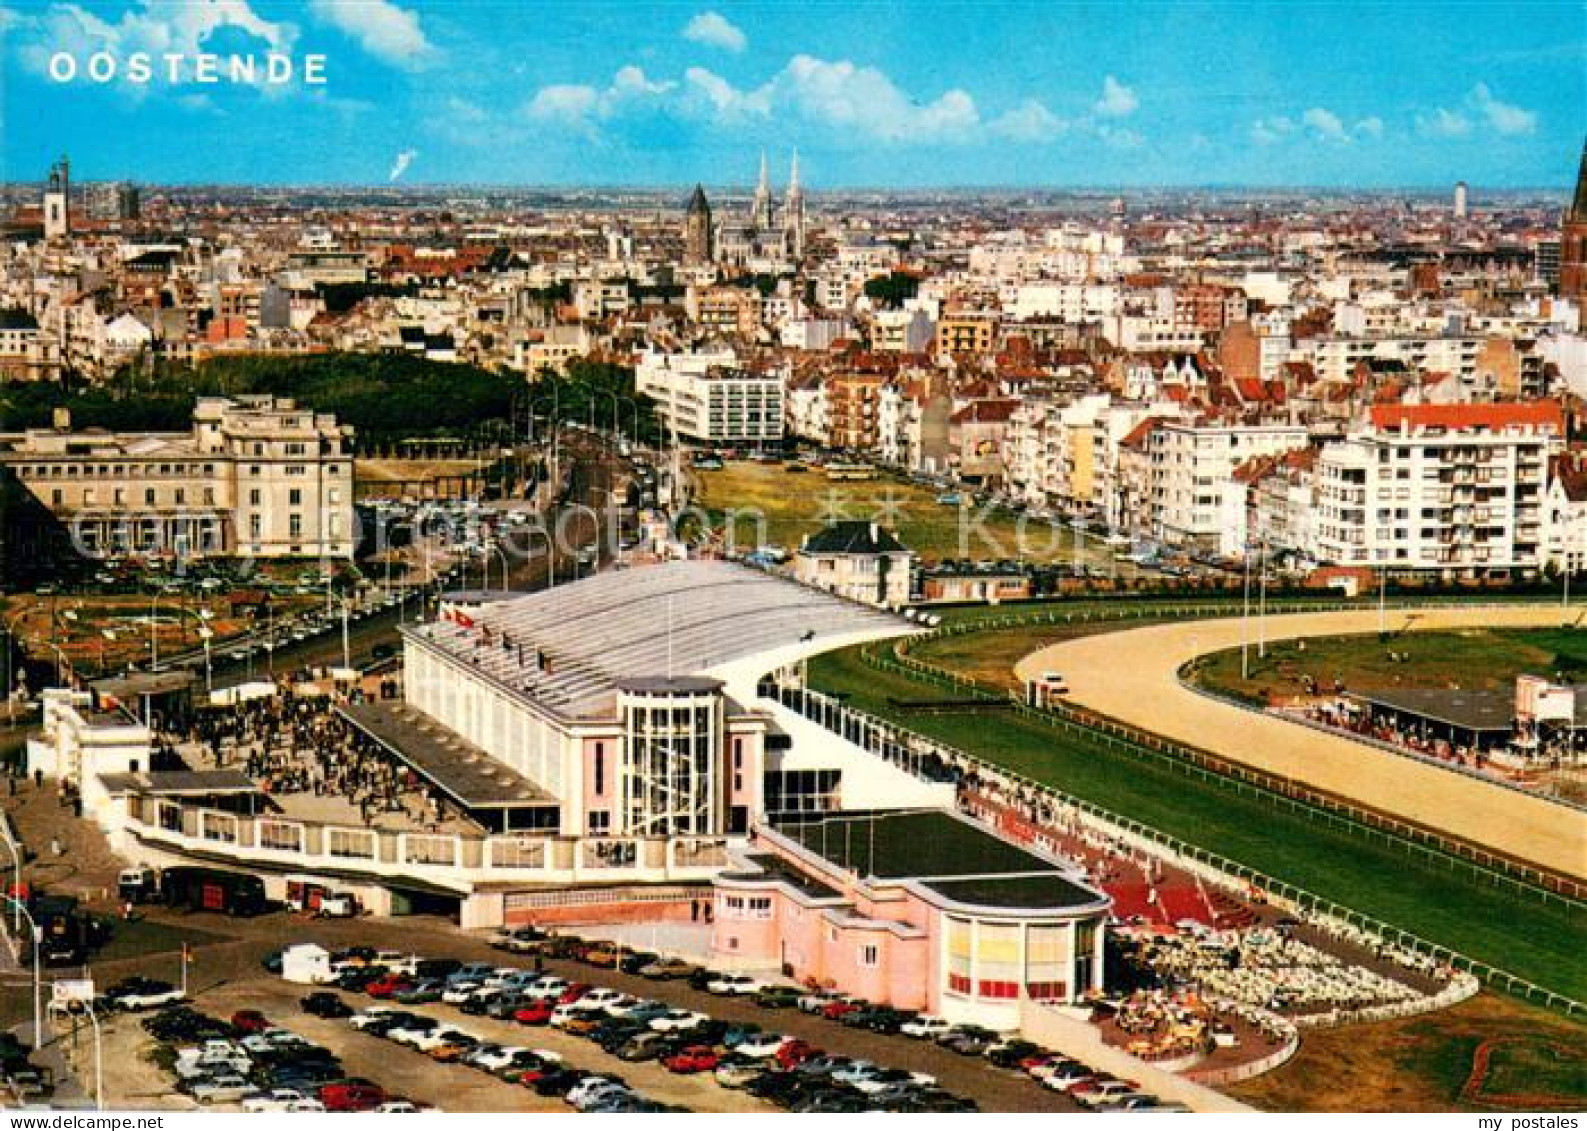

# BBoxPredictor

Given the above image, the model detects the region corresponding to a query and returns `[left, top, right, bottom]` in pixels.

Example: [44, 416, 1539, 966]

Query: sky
[0, 0, 1582, 190]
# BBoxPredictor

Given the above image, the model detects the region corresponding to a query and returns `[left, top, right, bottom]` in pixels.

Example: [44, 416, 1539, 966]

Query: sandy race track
[1013, 604, 1587, 882]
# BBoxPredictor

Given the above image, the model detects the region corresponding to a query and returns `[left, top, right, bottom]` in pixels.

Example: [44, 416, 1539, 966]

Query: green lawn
[690, 460, 1133, 570]
[809, 645, 1587, 1003]
[1191, 627, 1587, 705]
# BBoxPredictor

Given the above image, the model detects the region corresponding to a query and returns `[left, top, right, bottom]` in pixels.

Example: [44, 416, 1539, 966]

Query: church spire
[751, 149, 774, 230]
[1571, 137, 1587, 223]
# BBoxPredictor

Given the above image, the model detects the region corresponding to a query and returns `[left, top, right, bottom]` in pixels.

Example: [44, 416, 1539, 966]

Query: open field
[690, 459, 1133, 571]
[1228, 992, 1587, 1112]
[807, 643, 1587, 1002]
[1190, 626, 1587, 705]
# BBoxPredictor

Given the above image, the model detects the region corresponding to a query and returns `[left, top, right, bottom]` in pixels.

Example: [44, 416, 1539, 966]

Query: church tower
[750, 150, 774, 232]
[783, 149, 806, 260]
[43, 155, 70, 240]
[1560, 140, 1587, 305]
[684, 183, 713, 265]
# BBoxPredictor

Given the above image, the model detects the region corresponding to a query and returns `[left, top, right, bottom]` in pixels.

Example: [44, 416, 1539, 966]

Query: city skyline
[0, 0, 1582, 189]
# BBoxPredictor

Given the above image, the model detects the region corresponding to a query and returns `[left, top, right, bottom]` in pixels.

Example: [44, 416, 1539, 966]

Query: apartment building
[1313, 402, 1563, 576]
[635, 348, 784, 444]
[0, 395, 355, 561]
[1150, 420, 1311, 550]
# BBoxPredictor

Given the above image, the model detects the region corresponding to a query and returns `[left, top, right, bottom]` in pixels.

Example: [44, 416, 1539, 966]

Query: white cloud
[388, 148, 417, 182]
[682, 10, 746, 53]
[526, 65, 675, 129]
[1354, 116, 1384, 139]
[1417, 84, 1536, 140]
[684, 55, 979, 143]
[1093, 75, 1137, 117]
[1302, 107, 1349, 143]
[989, 99, 1067, 142]
[1468, 82, 1536, 135]
[308, 0, 433, 69]
[1417, 107, 1472, 137]
[1250, 116, 1295, 145]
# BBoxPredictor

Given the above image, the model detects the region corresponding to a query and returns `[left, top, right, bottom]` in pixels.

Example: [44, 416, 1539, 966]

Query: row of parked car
[533, 930, 1191, 1113]
[138, 1005, 431, 1112]
[337, 994, 680, 1113]
[311, 941, 981, 1114]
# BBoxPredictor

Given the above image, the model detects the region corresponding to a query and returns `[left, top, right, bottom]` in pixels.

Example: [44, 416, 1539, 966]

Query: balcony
[121, 795, 730, 893]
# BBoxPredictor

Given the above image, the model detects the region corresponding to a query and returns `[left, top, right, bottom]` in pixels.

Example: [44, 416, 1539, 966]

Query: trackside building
[710, 808, 1111, 1029]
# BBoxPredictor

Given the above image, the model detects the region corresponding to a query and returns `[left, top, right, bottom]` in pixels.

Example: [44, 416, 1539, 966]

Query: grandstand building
[86, 560, 954, 926]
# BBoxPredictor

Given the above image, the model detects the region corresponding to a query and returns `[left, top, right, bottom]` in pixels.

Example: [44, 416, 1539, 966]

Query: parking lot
[53, 906, 1078, 1112]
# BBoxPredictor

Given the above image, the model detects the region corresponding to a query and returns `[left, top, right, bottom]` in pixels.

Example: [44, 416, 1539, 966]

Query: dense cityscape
[0, 0, 1582, 1120]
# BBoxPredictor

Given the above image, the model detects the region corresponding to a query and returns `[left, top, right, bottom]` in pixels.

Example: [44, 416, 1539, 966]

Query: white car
[574, 986, 624, 1010]
[1077, 1081, 1139, 1108]
[349, 1006, 398, 1030]
[470, 1045, 531, 1072]
[522, 975, 569, 999]
[413, 1027, 474, 1053]
[440, 981, 482, 1005]
[600, 996, 648, 1018]
[566, 1077, 629, 1110]
[175, 1056, 251, 1082]
[242, 1088, 317, 1113]
[189, 1075, 254, 1104]
[733, 1033, 791, 1058]
[705, 974, 764, 996]
[386, 1020, 441, 1047]
[114, 985, 187, 1011]
[373, 952, 421, 976]
[900, 1015, 954, 1039]
[647, 1009, 708, 1033]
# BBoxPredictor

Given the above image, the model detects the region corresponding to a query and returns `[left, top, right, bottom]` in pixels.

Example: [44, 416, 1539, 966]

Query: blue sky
[0, 1, 1582, 189]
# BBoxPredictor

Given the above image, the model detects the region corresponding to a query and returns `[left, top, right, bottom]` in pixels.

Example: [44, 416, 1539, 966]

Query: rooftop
[338, 700, 559, 809]
[1354, 685, 1586, 731]
[405, 559, 911, 720]
[98, 769, 261, 797]
[773, 808, 1058, 880]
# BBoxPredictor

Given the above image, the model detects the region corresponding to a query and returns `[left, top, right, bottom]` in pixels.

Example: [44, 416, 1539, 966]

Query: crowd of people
[175, 694, 463, 831]
[1122, 923, 1424, 1016]
[1298, 699, 1488, 769]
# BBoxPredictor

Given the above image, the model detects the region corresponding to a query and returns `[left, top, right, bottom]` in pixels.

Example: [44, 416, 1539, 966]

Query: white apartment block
[1313, 403, 1563, 575]
[635, 349, 784, 445]
[1150, 421, 1311, 549]
[0, 395, 356, 560]
[1299, 334, 1483, 384]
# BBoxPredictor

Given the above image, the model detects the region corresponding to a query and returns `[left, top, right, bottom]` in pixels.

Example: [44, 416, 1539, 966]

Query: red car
[513, 1000, 555, 1025]
[517, 1066, 550, 1087]
[775, 1040, 820, 1069]
[662, 1046, 720, 1074]
[558, 983, 591, 1005]
[365, 975, 412, 999]
[230, 1009, 272, 1033]
[821, 1000, 861, 1021]
[320, 1082, 387, 1112]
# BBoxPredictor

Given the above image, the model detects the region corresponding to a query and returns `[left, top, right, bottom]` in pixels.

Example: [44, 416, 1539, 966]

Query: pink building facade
[710, 809, 1110, 1030]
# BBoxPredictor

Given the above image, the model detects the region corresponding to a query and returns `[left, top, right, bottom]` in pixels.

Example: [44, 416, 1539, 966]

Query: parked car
[754, 986, 803, 1010]
[662, 1045, 720, 1074]
[704, 974, 765, 996]
[320, 1081, 387, 1112]
[637, 957, 699, 980]
[300, 993, 352, 1019]
[189, 1074, 254, 1104]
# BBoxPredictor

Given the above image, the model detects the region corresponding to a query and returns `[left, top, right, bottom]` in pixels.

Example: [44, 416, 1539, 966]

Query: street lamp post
[2, 895, 43, 1049]
[0, 827, 20, 931]
[3, 605, 35, 723]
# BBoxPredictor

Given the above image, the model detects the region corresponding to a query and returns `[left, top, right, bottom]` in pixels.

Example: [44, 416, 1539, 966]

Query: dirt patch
[1228, 993, 1587, 1112]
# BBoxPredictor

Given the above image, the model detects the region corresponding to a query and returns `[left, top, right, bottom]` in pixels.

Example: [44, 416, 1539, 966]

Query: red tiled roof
[1369, 401, 1564, 433]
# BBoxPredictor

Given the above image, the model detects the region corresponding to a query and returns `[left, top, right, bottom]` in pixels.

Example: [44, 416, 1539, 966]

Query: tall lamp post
[2, 894, 43, 1049]
[3, 605, 35, 723]
[0, 825, 20, 930]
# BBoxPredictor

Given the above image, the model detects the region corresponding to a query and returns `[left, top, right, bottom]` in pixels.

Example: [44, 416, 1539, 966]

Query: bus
[160, 867, 269, 917]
